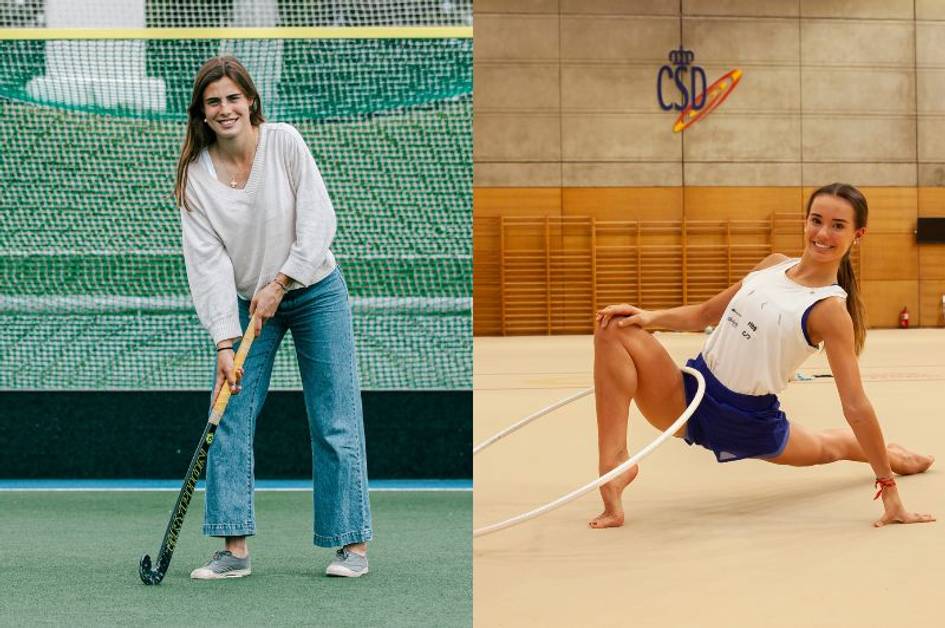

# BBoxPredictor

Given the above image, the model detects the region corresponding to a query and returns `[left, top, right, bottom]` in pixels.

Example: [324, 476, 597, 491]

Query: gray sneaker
[190, 550, 251, 580]
[325, 548, 369, 578]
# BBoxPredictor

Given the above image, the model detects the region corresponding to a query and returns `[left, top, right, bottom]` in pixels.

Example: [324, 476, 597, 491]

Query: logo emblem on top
[657, 46, 742, 132]
[668, 46, 695, 67]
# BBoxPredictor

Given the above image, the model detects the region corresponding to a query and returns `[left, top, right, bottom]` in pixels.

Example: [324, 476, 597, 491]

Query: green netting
[1, 0, 473, 28]
[0, 36, 471, 390]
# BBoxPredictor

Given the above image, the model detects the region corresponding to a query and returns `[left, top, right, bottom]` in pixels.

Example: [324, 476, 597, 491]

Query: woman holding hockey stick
[591, 183, 934, 530]
[173, 56, 371, 579]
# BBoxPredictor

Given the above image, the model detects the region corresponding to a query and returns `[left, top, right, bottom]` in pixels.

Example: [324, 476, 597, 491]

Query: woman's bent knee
[593, 321, 617, 346]
[595, 320, 645, 340]
[595, 322, 650, 352]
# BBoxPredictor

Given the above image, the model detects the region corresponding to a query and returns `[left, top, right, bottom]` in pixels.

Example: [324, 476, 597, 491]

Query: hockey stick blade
[139, 315, 259, 585]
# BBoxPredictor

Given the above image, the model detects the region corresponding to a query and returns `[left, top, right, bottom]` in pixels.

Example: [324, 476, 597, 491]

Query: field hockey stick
[138, 314, 259, 585]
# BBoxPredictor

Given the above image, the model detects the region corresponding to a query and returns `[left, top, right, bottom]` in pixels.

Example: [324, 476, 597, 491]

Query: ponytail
[837, 251, 866, 355]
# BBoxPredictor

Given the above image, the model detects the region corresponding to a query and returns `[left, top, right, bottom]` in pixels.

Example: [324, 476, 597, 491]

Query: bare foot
[888, 443, 935, 476]
[588, 460, 639, 529]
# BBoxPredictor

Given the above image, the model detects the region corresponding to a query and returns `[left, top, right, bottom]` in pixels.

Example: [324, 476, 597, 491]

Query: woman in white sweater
[173, 56, 371, 579]
[591, 183, 933, 530]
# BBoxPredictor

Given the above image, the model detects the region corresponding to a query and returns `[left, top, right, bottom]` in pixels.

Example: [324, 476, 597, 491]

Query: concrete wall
[474, 0, 945, 331]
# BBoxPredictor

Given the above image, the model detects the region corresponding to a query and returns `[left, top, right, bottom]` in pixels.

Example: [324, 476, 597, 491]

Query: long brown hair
[174, 56, 265, 211]
[805, 183, 868, 355]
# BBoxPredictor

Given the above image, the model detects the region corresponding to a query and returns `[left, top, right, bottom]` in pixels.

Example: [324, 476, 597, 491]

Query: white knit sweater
[179, 122, 337, 345]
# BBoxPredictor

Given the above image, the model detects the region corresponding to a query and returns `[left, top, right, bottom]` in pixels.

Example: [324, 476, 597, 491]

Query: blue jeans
[203, 267, 373, 547]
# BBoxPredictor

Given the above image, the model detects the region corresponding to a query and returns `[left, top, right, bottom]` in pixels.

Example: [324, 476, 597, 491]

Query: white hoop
[473, 365, 706, 538]
[473, 388, 594, 456]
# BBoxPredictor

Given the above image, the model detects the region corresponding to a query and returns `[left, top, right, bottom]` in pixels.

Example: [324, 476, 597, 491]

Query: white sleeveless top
[702, 258, 847, 395]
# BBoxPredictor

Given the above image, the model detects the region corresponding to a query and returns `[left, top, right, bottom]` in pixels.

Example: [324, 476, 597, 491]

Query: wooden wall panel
[861, 280, 919, 327]
[473, 188, 562, 335]
[473, 216, 502, 335]
[858, 186, 918, 233]
[499, 218, 550, 335]
[772, 212, 806, 259]
[918, 238, 945, 326]
[918, 187, 945, 216]
[684, 187, 803, 221]
[473, 187, 561, 218]
[551, 219, 594, 333]
[860, 234, 918, 280]
[496, 217, 593, 335]
[919, 246, 945, 279]
[561, 187, 683, 221]
[919, 281, 945, 326]
[917, 187, 945, 328]
[477, 215, 806, 335]
[472, 186, 939, 334]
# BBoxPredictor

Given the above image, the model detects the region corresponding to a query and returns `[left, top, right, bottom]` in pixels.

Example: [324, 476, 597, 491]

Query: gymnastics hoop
[473, 365, 706, 538]
[472, 388, 595, 456]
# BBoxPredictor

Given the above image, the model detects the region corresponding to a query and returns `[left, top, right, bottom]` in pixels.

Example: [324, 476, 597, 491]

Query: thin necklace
[220, 129, 259, 189]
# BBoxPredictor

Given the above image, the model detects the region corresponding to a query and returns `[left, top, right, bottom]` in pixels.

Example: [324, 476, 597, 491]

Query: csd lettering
[657, 46, 707, 112]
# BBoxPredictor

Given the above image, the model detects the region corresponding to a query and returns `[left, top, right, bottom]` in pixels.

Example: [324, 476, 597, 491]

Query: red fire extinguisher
[899, 306, 910, 329]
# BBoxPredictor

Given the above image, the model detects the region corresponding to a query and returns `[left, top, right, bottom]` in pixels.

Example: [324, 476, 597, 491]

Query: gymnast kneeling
[591, 183, 934, 529]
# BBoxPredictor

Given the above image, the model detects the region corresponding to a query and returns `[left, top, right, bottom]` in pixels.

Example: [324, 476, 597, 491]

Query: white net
[0, 2, 472, 390]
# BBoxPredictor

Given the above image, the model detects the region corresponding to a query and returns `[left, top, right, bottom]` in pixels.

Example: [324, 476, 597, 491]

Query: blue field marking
[0, 479, 471, 491]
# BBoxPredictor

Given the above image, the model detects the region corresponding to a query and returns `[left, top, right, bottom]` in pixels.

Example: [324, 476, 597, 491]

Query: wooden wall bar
[473, 186, 933, 335]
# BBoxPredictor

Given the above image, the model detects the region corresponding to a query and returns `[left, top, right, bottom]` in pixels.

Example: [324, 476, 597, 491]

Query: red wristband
[873, 477, 896, 500]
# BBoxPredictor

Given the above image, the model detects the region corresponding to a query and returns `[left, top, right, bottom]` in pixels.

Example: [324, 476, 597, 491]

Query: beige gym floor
[474, 329, 944, 628]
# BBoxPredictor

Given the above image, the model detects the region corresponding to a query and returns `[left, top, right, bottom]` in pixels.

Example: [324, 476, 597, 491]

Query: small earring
[203, 118, 207, 123]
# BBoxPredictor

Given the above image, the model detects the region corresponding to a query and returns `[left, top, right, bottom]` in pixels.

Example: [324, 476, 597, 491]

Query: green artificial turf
[0, 491, 471, 627]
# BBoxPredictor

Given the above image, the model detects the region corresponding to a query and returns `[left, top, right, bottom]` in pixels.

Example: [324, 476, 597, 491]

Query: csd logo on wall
[657, 46, 742, 132]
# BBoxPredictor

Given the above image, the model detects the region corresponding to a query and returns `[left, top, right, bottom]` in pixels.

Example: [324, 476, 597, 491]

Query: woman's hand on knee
[250, 282, 285, 334]
[214, 350, 244, 400]
[596, 303, 650, 330]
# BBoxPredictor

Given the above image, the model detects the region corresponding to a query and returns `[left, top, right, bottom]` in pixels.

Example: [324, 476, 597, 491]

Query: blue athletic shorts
[682, 354, 790, 463]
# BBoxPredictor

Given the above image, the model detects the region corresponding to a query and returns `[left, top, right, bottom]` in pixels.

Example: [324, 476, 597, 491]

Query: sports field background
[1, 490, 471, 626]
[0, 3, 473, 626]
[0, 36, 472, 391]
[0, 4, 473, 479]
